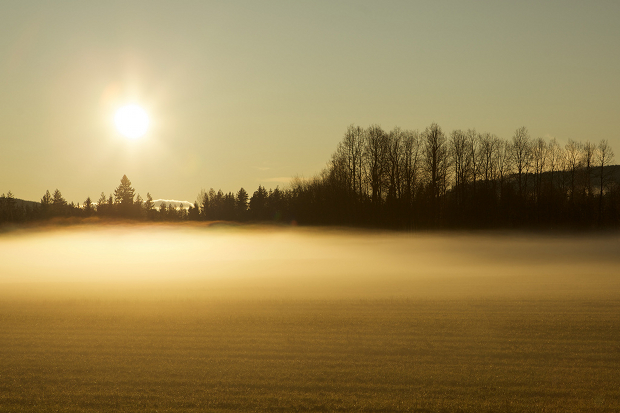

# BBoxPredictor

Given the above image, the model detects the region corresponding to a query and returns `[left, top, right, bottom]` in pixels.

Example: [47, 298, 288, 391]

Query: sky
[1, 1, 619, 204]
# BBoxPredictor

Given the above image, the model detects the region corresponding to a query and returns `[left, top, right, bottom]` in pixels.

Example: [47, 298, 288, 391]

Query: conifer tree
[97, 192, 107, 215]
[52, 189, 67, 216]
[236, 188, 249, 213]
[114, 175, 135, 217]
[144, 193, 155, 220]
[83, 197, 93, 216]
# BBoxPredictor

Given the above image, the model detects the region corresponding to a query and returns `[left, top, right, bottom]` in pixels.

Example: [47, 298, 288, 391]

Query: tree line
[294, 124, 619, 229]
[0, 175, 285, 224]
[1, 123, 619, 229]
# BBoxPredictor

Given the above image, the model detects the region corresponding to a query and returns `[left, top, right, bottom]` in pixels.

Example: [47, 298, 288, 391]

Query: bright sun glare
[114, 104, 149, 139]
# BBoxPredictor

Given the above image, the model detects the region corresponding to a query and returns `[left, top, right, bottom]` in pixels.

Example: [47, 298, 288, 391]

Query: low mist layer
[1, 224, 619, 300]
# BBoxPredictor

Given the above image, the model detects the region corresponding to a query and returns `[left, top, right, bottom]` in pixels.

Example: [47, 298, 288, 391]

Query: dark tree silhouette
[364, 124, 388, 212]
[597, 140, 615, 223]
[144, 193, 155, 220]
[511, 127, 531, 199]
[52, 189, 67, 217]
[96, 192, 107, 216]
[83, 197, 93, 217]
[422, 123, 448, 225]
[114, 175, 135, 217]
[250, 186, 269, 220]
[39, 190, 53, 218]
[565, 139, 582, 204]
[158, 202, 167, 220]
[134, 194, 144, 217]
[188, 201, 200, 220]
[236, 188, 249, 220]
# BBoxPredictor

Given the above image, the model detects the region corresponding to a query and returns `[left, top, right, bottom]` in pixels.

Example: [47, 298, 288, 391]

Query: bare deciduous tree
[336, 124, 365, 198]
[467, 129, 481, 196]
[386, 127, 404, 203]
[596, 139, 615, 220]
[495, 138, 513, 201]
[511, 127, 532, 198]
[582, 141, 596, 198]
[450, 129, 468, 206]
[423, 123, 449, 203]
[546, 138, 562, 197]
[364, 125, 389, 206]
[565, 140, 582, 202]
[479, 133, 496, 184]
[400, 129, 421, 211]
[532, 137, 548, 203]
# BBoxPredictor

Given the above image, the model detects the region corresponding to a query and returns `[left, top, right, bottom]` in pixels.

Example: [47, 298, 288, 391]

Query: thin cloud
[153, 199, 194, 208]
[262, 177, 291, 183]
[87, 199, 193, 209]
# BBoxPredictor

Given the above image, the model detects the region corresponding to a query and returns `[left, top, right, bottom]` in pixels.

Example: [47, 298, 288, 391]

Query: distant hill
[540, 164, 620, 187]
[603, 164, 620, 181]
[12, 198, 39, 209]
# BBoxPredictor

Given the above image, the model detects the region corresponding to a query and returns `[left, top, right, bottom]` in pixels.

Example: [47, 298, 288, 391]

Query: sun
[114, 104, 149, 139]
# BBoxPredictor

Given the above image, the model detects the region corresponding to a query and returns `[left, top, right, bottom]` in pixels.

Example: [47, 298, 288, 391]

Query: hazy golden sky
[1, 1, 619, 204]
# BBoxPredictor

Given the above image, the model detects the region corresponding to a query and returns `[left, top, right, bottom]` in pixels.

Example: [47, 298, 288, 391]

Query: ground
[1, 298, 619, 412]
[1, 226, 619, 411]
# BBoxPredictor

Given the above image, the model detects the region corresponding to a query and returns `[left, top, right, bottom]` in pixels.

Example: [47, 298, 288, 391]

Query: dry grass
[1, 297, 619, 412]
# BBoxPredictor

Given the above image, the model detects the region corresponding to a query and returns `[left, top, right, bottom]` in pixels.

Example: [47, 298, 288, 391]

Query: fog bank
[1, 224, 619, 300]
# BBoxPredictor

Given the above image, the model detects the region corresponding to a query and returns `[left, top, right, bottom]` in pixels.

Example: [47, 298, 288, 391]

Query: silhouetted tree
[170, 203, 186, 221]
[144, 193, 155, 220]
[450, 129, 469, 209]
[236, 188, 249, 220]
[134, 194, 144, 218]
[386, 127, 403, 209]
[495, 138, 512, 202]
[198, 189, 209, 220]
[158, 202, 167, 220]
[479, 133, 497, 185]
[547, 138, 562, 196]
[511, 127, 531, 198]
[188, 202, 200, 220]
[565, 139, 582, 203]
[400, 129, 422, 227]
[596, 139, 615, 223]
[467, 129, 480, 197]
[114, 175, 135, 217]
[250, 185, 269, 220]
[107, 194, 114, 215]
[582, 141, 595, 199]
[364, 125, 388, 212]
[96, 192, 108, 216]
[422, 123, 449, 225]
[268, 187, 285, 221]
[40, 190, 53, 218]
[52, 189, 67, 216]
[337, 124, 365, 199]
[532, 137, 547, 206]
[83, 197, 93, 217]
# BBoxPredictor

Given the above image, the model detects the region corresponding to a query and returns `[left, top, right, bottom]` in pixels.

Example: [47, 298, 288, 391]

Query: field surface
[1, 225, 619, 412]
[1, 299, 620, 412]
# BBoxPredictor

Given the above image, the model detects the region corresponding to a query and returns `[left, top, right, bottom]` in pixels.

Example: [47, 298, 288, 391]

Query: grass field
[2, 299, 619, 412]
[1, 226, 619, 412]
